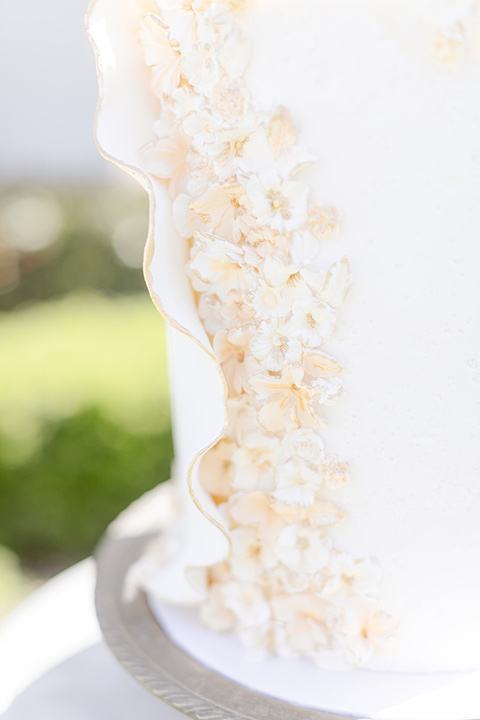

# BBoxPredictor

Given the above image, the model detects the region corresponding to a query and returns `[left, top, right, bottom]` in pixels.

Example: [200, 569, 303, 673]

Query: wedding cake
[88, 0, 480, 678]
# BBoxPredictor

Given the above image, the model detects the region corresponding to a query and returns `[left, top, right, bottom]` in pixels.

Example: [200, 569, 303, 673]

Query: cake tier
[89, 0, 480, 672]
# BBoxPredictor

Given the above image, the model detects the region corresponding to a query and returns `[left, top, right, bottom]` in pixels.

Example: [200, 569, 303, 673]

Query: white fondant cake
[88, 0, 480, 676]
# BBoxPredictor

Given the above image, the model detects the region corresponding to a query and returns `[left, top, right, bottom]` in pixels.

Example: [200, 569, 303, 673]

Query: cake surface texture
[89, 0, 480, 674]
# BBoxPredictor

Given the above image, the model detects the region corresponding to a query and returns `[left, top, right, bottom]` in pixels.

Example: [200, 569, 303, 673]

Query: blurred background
[0, 0, 172, 616]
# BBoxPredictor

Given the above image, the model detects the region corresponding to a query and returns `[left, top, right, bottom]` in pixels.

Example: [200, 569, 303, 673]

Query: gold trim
[85, 0, 231, 550]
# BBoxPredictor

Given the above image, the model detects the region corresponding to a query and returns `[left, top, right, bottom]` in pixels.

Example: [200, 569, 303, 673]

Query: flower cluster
[137, 0, 397, 666]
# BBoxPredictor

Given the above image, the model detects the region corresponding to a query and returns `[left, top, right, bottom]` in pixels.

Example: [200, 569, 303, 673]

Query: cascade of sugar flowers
[135, 0, 398, 666]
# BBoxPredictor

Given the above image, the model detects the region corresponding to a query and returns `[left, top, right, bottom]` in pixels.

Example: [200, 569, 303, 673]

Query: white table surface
[0, 560, 184, 719]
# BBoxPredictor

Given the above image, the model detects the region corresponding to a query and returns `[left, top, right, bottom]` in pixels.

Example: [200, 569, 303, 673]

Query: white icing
[88, 0, 480, 673]
[242, 0, 480, 671]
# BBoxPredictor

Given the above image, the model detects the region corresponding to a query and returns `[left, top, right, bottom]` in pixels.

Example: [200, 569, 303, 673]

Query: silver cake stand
[95, 528, 361, 720]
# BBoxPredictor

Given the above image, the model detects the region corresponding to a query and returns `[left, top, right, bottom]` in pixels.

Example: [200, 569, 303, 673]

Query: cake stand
[95, 529, 351, 720]
[95, 493, 480, 720]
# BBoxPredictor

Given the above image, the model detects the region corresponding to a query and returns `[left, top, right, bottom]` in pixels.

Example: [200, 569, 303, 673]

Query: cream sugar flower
[333, 597, 399, 666]
[212, 77, 250, 121]
[308, 202, 342, 239]
[198, 293, 224, 335]
[231, 430, 283, 491]
[182, 45, 218, 95]
[221, 580, 271, 627]
[213, 326, 261, 396]
[199, 437, 238, 504]
[242, 226, 289, 268]
[246, 170, 308, 234]
[139, 13, 182, 97]
[248, 364, 321, 433]
[238, 132, 317, 180]
[154, 0, 217, 50]
[262, 255, 320, 308]
[249, 318, 302, 372]
[229, 526, 278, 582]
[319, 256, 352, 309]
[321, 552, 382, 601]
[220, 289, 255, 328]
[321, 455, 350, 488]
[188, 231, 257, 297]
[226, 395, 260, 444]
[274, 523, 330, 572]
[273, 459, 323, 507]
[172, 193, 203, 239]
[190, 183, 255, 242]
[248, 280, 292, 320]
[187, 153, 220, 197]
[236, 621, 279, 659]
[209, 127, 263, 182]
[272, 593, 330, 656]
[312, 376, 345, 407]
[199, 584, 236, 632]
[282, 428, 325, 465]
[217, 28, 251, 79]
[227, 491, 286, 544]
[183, 109, 225, 154]
[292, 298, 338, 348]
[138, 127, 191, 199]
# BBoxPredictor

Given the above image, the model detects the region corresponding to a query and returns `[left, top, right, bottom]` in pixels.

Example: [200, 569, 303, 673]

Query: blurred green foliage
[0, 188, 173, 571]
[0, 187, 148, 311]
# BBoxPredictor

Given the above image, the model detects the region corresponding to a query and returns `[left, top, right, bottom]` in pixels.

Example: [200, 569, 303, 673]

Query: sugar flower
[190, 183, 255, 242]
[212, 78, 249, 121]
[336, 597, 399, 666]
[247, 170, 308, 234]
[319, 257, 352, 308]
[221, 289, 255, 328]
[155, 0, 201, 50]
[282, 428, 325, 465]
[172, 193, 203, 239]
[198, 293, 224, 335]
[199, 438, 238, 504]
[189, 231, 257, 297]
[301, 350, 343, 379]
[247, 281, 292, 320]
[139, 13, 182, 97]
[267, 106, 296, 158]
[249, 364, 321, 432]
[226, 395, 260, 444]
[231, 430, 283, 491]
[227, 491, 285, 544]
[229, 526, 277, 582]
[199, 584, 236, 631]
[183, 109, 224, 154]
[313, 376, 345, 406]
[322, 552, 382, 601]
[292, 299, 337, 348]
[262, 256, 316, 307]
[138, 128, 191, 199]
[320, 456, 350, 489]
[273, 459, 323, 507]
[242, 226, 289, 268]
[213, 325, 261, 396]
[209, 127, 255, 181]
[274, 523, 330, 572]
[217, 29, 251, 79]
[308, 202, 342, 239]
[182, 45, 218, 95]
[272, 593, 330, 655]
[222, 580, 271, 627]
[249, 319, 302, 372]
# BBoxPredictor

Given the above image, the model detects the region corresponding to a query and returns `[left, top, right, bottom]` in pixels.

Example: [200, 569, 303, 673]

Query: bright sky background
[0, 0, 113, 185]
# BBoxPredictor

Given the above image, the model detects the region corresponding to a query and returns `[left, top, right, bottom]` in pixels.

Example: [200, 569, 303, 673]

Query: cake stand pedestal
[95, 500, 480, 720]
